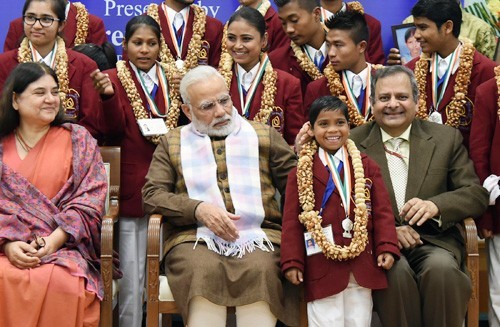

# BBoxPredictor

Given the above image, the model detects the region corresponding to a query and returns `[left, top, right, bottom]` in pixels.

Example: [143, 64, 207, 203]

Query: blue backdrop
[0, 1, 418, 57]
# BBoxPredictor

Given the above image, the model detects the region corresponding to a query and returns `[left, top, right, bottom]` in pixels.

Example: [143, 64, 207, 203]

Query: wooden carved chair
[146, 214, 235, 327]
[99, 146, 121, 327]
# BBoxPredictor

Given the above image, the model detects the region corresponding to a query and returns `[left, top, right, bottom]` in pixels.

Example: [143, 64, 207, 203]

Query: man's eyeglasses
[191, 94, 232, 112]
[23, 15, 60, 27]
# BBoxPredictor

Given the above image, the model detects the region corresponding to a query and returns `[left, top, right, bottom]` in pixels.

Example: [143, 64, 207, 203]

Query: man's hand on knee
[284, 268, 303, 285]
[195, 202, 240, 242]
[396, 225, 423, 250]
[400, 198, 439, 226]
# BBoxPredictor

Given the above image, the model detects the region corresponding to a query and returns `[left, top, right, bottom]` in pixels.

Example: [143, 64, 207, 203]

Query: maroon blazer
[281, 152, 400, 302]
[407, 50, 496, 149]
[268, 45, 330, 97]
[264, 7, 289, 53]
[346, 3, 385, 65]
[157, 5, 223, 68]
[470, 77, 500, 234]
[3, 3, 107, 51]
[303, 70, 374, 124]
[0, 48, 102, 138]
[98, 62, 188, 217]
[229, 66, 305, 144]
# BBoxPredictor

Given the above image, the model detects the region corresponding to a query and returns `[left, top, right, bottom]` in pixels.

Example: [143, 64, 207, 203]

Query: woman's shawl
[0, 124, 107, 299]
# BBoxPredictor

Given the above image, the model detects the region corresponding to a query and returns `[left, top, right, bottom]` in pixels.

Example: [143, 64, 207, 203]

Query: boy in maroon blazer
[281, 96, 399, 326]
[319, 0, 385, 65]
[303, 10, 380, 127]
[470, 75, 500, 326]
[4, 1, 107, 51]
[269, 0, 328, 96]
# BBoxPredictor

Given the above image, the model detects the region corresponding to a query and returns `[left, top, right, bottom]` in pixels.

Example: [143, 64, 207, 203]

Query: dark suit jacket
[3, 3, 107, 51]
[350, 119, 489, 262]
[470, 77, 500, 234]
[156, 4, 223, 68]
[264, 7, 289, 53]
[281, 152, 400, 302]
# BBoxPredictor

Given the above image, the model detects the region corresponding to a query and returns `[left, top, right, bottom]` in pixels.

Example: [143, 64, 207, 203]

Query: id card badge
[138, 118, 169, 136]
[304, 225, 334, 256]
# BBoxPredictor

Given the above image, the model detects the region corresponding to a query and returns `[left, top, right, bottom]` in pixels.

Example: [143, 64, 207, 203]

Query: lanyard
[30, 41, 57, 68]
[136, 63, 171, 118]
[342, 66, 372, 120]
[431, 45, 460, 110]
[162, 3, 189, 59]
[236, 54, 269, 118]
[319, 147, 351, 218]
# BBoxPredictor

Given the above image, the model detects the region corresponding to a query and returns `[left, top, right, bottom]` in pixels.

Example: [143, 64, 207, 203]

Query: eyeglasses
[23, 15, 60, 27]
[191, 94, 232, 112]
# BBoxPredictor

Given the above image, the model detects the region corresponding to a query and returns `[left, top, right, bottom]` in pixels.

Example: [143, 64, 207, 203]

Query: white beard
[191, 110, 236, 137]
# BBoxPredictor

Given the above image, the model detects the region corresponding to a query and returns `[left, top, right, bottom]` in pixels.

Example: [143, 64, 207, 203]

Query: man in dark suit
[349, 65, 489, 327]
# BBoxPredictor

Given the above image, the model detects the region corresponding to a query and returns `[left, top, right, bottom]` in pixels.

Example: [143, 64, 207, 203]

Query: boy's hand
[284, 267, 304, 285]
[377, 252, 395, 270]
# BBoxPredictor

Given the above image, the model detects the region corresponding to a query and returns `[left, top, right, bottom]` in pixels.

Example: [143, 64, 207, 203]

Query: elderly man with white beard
[142, 65, 298, 327]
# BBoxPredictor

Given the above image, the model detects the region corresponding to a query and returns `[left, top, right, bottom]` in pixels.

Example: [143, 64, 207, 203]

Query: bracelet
[33, 234, 46, 249]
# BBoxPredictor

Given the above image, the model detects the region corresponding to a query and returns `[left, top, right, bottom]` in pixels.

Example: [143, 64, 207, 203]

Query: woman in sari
[0, 62, 106, 326]
[0, 0, 102, 138]
[90, 15, 187, 326]
[218, 7, 305, 145]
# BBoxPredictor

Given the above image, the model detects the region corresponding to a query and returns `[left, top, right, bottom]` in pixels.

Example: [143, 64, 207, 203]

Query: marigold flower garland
[323, 63, 382, 126]
[297, 139, 369, 260]
[18, 36, 69, 106]
[72, 2, 89, 45]
[116, 60, 181, 144]
[346, 1, 365, 14]
[291, 40, 323, 81]
[414, 42, 474, 127]
[495, 65, 500, 122]
[147, 4, 206, 77]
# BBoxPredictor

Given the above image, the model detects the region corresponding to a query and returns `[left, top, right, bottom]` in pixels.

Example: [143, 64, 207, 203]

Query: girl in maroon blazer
[281, 96, 399, 326]
[90, 15, 188, 326]
[219, 7, 305, 145]
[0, 0, 102, 138]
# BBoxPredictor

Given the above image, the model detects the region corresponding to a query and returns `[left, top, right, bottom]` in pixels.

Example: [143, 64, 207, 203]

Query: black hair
[124, 15, 161, 43]
[0, 62, 65, 138]
[325, 10, 369, 44]
[274, 0, 319, 11]
[228, 7, 266, 37]
[411, 0, 462, 37]
[22, 0, 66, 22]
[73, 42, 118, 71]
[309, 96, 349, 126]
[404, 27, 417, 42]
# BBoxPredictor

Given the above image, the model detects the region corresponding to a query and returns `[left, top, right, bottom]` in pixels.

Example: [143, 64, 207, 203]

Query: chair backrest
[99, 146, 121, 203]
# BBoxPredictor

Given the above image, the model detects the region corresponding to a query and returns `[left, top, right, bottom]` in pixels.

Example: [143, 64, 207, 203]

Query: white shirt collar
[344, 65, 369, 89]
[303, 42, 328, 63]
[65, 2, 70, 20]
[129, 61, 159, 94]
[236, 63, 260, 91]
[381, 124, 412, 144]
[430, 43, 462, 76]
[321, 2, 347, 20]
[318, 146, 345, 168]
[165, 5, 190, 25]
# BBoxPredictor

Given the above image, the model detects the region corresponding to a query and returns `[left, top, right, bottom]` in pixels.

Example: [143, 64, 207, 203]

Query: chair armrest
[101, 194, 119, 304]
[147, 214, 165, 305]
[459, 217, 479, 327]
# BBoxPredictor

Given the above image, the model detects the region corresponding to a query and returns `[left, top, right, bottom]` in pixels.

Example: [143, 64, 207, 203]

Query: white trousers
[118, 217, 148, 327]
[308, 274, 372, 327]
[187, 296, 277, 327]
[488, 235, 500, 327]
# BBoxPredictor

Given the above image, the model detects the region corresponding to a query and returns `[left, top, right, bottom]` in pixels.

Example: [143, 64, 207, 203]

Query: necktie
[173, 13, 184, 48]
[150, 83, 158, 99]
[314, 50, 324, 69]
[352, 75, 362, 98]
[386, 138, 408, 213]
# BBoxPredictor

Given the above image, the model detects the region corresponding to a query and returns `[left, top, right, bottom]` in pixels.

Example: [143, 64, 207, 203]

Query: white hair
[179, 65, 227, 104]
